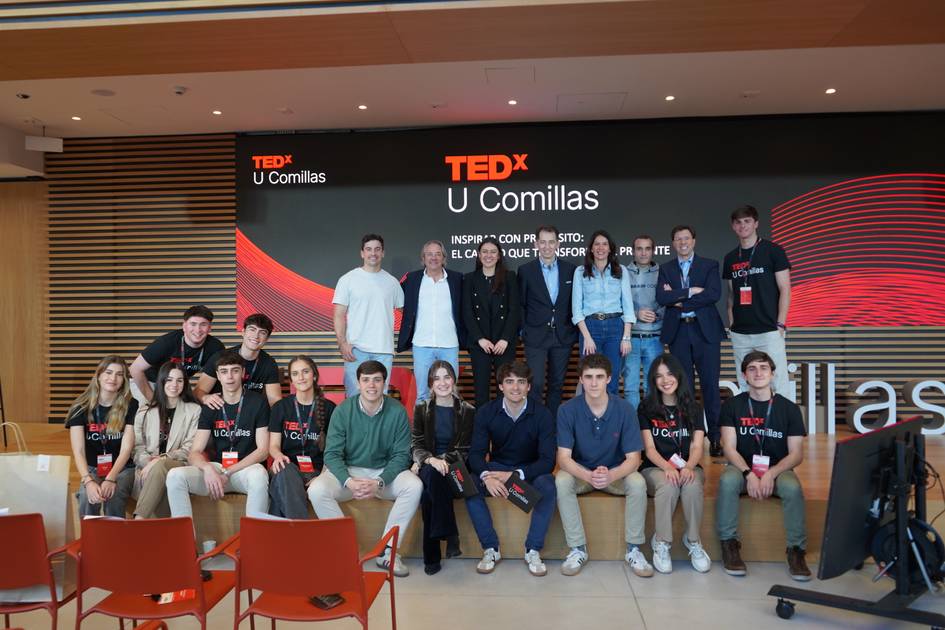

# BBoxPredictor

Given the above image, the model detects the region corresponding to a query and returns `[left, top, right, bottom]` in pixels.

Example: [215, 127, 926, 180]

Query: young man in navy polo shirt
[466, 360, 557, 577]
[555, 353, 651, 577]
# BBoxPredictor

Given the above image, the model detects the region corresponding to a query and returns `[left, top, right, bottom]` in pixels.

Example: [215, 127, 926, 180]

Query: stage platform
[5, 423, 943, 563]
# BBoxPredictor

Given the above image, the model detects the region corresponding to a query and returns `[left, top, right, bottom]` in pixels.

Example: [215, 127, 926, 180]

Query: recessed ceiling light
[825, 88, 837, 95]
[71, 116, 82, 121]
[665, 95, 676, 101]
[16, 92, 30, 100]
[211, 110, 222, 115]
[357, 104, 368, 110]
[508, 99, 518, 105]
[91, 89, 115, 97]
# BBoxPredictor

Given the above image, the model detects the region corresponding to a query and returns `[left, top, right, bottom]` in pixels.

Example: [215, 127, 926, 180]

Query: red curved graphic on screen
[236, 229, 402, 332]
[771, 173, 945, 327]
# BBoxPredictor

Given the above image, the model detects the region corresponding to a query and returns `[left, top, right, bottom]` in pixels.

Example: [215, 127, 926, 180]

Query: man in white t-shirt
[333, 234, 406, 396]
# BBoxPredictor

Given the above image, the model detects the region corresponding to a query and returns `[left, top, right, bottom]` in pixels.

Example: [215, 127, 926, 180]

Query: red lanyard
[747, 397, 773, 455]
[293, 396, 316, 447]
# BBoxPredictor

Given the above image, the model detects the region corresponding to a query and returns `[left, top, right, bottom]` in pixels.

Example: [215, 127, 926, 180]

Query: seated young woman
[268, 355, 336, 518]
[66, 355, 138, 518]
[132, 361, 201, 519]
[637, 353, 711, 574]
[410, 360, 476, 575]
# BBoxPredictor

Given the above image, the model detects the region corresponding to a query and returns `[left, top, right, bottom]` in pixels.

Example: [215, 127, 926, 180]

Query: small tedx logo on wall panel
[251, 153, 326, 185]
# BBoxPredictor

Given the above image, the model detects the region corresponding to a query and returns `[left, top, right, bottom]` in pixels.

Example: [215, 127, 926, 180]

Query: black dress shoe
[445, 535, 462, 558]
[424, 562, 442, 575]
[709, 440, 723, 457]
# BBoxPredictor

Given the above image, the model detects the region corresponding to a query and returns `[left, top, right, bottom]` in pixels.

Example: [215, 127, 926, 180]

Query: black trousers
[468, 342, 517, 408]
[668, 322, 722, 441]
[269, 463, 316, 519]
[419, 463, 459, 565]
[524, 342, 574, 418]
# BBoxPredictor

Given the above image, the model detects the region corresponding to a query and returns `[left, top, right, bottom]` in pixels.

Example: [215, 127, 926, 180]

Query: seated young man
[129, 305, 226, 406]
[716, 350, 810, 580]
[465, 360, 556, 577]
[166, 351, 271, 520]
[555, 353, 651, 577]
[195, 313, 282, 408]
[308, 360, 422, 577]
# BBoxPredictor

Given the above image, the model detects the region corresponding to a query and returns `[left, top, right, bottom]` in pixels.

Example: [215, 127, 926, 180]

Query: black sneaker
[709, 440, 723, 458]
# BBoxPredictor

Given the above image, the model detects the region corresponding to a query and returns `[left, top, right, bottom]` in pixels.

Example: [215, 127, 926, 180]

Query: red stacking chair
[0, 513, 76, 630]
[232, 516, 399, 629]
[71, 517, 237, 630]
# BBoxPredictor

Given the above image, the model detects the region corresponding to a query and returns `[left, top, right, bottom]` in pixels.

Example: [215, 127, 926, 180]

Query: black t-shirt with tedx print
[723, 239, 791, 334]
[197, 391, 270, 464]
[638, 404, 703, 469]
[65, 399, 139, 468]
[268, 395, 336, 472]
[142, 329, 225, 382]
[205, 345, 281, 396]
[719, 392, 806, 468]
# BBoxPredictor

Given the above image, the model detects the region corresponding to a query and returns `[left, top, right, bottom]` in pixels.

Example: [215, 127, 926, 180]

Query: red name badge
[222, 451, 238, 469]
[751, 454, 770, 477]
[296, 455, 314, 473]
[739, 285, 752, 305]
[669, 453, 687, 470]
[158, 589, 196, 604]
[96, 454, 113, 477]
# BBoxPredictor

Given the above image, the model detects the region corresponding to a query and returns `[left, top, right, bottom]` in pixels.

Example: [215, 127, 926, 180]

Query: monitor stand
[768, 437, 945, 628]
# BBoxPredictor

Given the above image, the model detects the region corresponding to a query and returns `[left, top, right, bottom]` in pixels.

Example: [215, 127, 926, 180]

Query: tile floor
[8, 555, 945, 629]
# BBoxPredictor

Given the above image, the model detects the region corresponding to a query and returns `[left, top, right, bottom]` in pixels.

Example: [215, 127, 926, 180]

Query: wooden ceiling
[0, 0, 943, 81]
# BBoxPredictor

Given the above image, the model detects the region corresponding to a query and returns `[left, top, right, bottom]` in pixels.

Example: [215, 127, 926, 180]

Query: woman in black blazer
[411, 360, 476, 575]
[462, 237, 520, 408]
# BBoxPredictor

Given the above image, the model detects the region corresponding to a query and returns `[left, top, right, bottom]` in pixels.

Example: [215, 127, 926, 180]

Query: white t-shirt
[333, 267, 405, 354]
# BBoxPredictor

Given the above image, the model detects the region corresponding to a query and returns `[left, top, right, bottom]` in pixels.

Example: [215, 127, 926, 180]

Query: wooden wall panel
[0, 181, 48, 423]
[45, 134, 239, 423]
[44, 134, 945, 426]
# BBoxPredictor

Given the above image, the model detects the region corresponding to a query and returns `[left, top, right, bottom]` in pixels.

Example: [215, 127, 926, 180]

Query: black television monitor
[818, 416, 925, 580]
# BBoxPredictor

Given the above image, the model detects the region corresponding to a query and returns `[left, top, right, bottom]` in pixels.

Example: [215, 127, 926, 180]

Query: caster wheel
[776, 599, 795, 620]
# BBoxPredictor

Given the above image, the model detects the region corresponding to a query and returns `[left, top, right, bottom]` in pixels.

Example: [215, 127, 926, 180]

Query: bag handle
[0, 422, 28, 454]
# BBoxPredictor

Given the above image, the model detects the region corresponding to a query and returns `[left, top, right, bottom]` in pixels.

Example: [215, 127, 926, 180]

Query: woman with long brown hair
[132, 361, 202, 518]
[66, 355, 138, 517]
[268, 354, 336, 518]
[462, 237, 520, 407]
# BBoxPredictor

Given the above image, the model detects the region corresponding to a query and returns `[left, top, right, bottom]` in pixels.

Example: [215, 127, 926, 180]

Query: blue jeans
[343, 348, 393, 397]
[412, 346, 460, 402]
[580, 316, 624, 395]
[622, 336, 664, 415]
[464, 473, 556, 552]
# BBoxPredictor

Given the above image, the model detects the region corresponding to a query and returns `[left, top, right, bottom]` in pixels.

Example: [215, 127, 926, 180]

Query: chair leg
[270, 619, 275, 630]
[5, 612, 11, 628]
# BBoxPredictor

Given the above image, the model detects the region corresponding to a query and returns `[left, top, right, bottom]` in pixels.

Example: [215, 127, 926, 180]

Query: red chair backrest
[78, 517, 201, 596]
[0, 513, 51, 590]
[238, 516, 362, 597]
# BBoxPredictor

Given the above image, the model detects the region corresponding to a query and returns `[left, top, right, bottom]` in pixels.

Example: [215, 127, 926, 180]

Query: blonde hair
[66, 354, 132, 434]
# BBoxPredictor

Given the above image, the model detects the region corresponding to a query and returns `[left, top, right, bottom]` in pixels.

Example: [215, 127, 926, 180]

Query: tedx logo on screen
[251, 153, 326, 185]
[444, 153, 528, 181]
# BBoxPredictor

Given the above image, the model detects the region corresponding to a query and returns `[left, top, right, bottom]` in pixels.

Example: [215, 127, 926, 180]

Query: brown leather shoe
[786, 546, 812, 581]
[720, 539, 747, 576]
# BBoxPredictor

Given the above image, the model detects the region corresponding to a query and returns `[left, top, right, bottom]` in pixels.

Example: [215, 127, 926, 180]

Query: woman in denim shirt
[571, 230, 636, 394]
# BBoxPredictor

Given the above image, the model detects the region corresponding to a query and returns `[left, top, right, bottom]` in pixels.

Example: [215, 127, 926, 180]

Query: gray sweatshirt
[625, 262, 664, 334]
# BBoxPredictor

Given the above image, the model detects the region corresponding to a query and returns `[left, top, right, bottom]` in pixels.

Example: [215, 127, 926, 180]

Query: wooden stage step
[5, 423, 943, 563]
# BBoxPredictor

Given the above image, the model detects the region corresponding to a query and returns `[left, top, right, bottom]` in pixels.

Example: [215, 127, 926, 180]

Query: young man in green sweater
[308, 360, 422, 577]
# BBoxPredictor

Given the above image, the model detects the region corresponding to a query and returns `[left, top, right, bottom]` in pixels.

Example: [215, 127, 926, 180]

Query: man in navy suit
[398, 240, 465, 401]
[518, 225, 577, 417]
[657, 225, 727, 457]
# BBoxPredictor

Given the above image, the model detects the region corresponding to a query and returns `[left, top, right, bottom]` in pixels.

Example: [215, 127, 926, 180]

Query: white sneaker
[375, 547, 409, 577]
[524, 549, 547, 577]
[684, 537, 711, 573]
[650, 535, 673, 574]
[625, 546, 655, 578]
[477, 548, 501, 574]
[561, 547, 589, 576]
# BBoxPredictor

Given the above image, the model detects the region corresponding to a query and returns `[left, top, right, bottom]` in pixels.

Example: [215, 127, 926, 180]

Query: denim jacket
[571, 264, 636, 324]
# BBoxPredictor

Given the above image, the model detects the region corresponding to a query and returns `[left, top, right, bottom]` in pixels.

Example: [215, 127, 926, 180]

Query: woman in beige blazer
[132, 361, 201, 518]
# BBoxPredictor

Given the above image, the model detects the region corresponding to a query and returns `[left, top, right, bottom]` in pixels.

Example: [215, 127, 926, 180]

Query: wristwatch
[376, 478, 386, 491]
[621, 336, 632, 341]
[742, 469, 751, 478]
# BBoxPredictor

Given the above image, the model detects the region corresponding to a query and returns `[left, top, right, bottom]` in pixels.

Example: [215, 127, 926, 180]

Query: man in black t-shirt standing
[195, 313, 282, 408]
[716, 351, 810, 581]
[724, 205, 793, 400]
[166, 351, 271, 522]
[129, 305, 225, 405]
